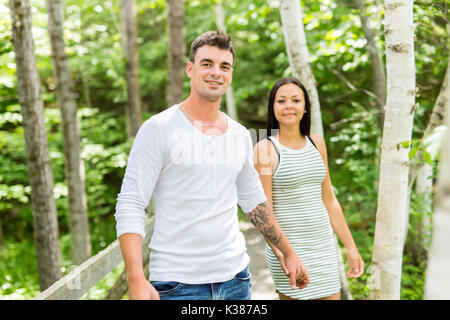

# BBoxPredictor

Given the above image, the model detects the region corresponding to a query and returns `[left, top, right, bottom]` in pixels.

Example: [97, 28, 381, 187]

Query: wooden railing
[33, 216, 155, 300]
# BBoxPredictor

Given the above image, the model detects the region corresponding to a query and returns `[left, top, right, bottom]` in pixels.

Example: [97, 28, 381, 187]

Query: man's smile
[205, 80, 223, 87]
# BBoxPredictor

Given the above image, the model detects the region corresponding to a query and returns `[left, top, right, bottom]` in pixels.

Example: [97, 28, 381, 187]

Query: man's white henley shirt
[114, 104, 267, 284]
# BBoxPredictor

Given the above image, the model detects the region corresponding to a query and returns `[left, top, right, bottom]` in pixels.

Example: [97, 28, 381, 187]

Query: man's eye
[221, 65, 231, 71]
[202, 63, 211, 67]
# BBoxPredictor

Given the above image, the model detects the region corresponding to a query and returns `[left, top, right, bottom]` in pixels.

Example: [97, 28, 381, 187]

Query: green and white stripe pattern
[266, 136, 341, 299]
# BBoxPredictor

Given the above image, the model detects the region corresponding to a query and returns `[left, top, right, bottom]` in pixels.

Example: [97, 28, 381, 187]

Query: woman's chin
[277, 118, 301, 127]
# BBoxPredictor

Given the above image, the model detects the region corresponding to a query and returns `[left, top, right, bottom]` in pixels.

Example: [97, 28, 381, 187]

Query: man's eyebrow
[199, 58, 232, 66]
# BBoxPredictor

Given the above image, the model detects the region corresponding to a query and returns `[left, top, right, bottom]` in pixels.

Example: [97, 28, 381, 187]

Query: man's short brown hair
[189, 30, 234, 63]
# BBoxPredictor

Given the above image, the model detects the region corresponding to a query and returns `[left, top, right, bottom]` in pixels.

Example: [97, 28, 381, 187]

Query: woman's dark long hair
[266, 77, 311, 138]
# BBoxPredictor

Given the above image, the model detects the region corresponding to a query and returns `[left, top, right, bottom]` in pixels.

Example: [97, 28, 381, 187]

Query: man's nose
[209, 64, 221, 76]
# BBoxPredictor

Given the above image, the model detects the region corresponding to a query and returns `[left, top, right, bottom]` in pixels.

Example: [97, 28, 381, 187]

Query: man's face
[186, 45, 234, 102]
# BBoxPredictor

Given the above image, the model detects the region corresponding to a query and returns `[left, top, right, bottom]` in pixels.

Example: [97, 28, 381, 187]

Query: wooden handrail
[33, 216, 155, 300]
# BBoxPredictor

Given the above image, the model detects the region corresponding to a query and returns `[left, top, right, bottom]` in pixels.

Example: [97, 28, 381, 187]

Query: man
[114, 31, 309, 300]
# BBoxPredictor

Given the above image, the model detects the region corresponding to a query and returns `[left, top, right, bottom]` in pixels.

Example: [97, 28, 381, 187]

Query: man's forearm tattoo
[247, 202, 282, 246]
[248, 202, 269, 229]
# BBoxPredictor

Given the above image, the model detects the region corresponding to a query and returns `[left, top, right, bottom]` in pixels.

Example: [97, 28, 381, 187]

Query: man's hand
[247, 202, 310, 289]
[272, 247, 289, 276]
[284, 252, 310, 290]
[128, 277, 160, 300]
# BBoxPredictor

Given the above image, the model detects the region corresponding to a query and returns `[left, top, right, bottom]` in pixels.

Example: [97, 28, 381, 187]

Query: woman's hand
[345, 247, 364, 278]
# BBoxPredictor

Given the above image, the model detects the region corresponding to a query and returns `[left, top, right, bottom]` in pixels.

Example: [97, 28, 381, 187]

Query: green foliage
[401, 262, 426, 300]
[0, 240, 40, 299]
[402, 192, 430, 300]
[328, 105, 380, 300]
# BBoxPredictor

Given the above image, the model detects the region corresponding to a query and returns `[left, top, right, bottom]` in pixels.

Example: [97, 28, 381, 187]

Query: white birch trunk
[215, 1, 238, 121]
[9, 0, 62, 290]
[424, 66, 450, 299]
[369, 0, 416, 300]
[280, 0, 323, 136]
[46, 0, 91, 265]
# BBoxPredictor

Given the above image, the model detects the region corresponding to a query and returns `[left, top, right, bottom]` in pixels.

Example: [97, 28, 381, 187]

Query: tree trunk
[423, 63, 449, 135]
[167, 0, 185, 107]
[9, 0, 62, 290]
[119, 0, 142, 138]
[369, 0, 416, 300]
[424, 73, 450, 299]
[215, 1, 238, 120]
[404, 61, 449, 247]
[352, 0, 386, 128]
[280, 0, 324, 136]
[46, 0, 91, 265]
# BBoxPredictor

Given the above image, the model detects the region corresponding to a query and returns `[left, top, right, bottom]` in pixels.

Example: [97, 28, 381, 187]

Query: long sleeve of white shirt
[114, 117, 164, 239]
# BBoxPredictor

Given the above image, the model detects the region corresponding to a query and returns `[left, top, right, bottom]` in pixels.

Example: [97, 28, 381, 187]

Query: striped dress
[265, 135, 341, 299]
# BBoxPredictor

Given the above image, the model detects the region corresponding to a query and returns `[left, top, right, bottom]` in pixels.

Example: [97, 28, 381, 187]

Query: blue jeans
[150, 266, 251, 300]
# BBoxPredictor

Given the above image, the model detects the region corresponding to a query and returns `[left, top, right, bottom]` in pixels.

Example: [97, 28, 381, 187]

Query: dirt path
[241, 222, 278, 300]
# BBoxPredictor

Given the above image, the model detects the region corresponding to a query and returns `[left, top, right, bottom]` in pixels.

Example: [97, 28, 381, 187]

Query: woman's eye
[277, 100, 285, 103]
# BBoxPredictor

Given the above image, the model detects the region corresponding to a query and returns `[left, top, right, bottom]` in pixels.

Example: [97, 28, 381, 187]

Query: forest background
[0, 0, 448, 299]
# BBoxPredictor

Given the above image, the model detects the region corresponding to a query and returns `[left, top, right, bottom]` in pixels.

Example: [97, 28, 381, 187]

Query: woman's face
[273, 83, 306, 128]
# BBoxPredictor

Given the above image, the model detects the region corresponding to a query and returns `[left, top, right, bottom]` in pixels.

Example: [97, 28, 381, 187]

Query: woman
[253, 77, 364, 300]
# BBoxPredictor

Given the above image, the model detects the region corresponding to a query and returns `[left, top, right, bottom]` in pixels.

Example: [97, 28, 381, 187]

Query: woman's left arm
[310, 134, 364, 279]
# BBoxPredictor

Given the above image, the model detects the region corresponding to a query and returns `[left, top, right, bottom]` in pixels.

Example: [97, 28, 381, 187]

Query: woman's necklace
[278, 135, 306, 148]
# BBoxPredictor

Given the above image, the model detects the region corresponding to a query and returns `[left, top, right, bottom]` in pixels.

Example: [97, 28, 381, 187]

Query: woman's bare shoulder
[254, 138, 272, 150]
[309, 133, 327, 156]
[254, 138, 277, 163]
